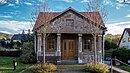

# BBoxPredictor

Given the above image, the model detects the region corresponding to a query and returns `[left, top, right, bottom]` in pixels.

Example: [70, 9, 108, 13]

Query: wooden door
[62, 39, 76, 60]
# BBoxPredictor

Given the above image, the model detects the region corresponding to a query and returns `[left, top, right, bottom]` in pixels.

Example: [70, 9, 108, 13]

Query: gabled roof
[125, 28, 130, 35]
[118, 28, 130, 46]
[33, 12, 59, 31]
[33, 7, 105, 31]
[11, 34, 31, 42]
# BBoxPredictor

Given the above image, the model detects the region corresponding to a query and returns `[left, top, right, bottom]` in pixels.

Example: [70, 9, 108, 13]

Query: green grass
[116, 65, 130, 72]
[0, 47, 6, 50]
[0, 56, 33, 73]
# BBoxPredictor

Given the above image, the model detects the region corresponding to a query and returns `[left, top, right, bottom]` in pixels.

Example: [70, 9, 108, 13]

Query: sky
[0, 0, 130, 35]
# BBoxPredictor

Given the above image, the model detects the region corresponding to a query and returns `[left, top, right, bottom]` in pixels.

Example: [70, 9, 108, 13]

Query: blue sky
[0, 0, 130, 35]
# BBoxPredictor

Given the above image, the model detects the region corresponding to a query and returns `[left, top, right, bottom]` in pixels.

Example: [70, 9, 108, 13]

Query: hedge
[0, 49, 21, 57]
[112, 47, 130, 64]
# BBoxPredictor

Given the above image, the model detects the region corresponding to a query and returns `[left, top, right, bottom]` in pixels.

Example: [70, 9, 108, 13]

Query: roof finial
[69, 7, 72, 9]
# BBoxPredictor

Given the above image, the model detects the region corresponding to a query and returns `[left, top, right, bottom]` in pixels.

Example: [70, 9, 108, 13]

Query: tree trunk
[43, 36, 46, 64]
[94, 36, 97, 64]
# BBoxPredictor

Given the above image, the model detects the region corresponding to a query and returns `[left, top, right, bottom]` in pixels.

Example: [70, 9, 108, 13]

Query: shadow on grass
[0, 69, 13, 71]
[0, 68, 26, 73]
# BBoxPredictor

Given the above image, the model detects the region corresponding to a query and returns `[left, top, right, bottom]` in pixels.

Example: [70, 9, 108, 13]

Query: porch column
[102, 34, 105, 63]
[37, 34, 42, 62]
[78, 34, 83, 63]
[57, 33, 61, 61]
[97, 35, 102, 63]
[34, 31, 37, 61]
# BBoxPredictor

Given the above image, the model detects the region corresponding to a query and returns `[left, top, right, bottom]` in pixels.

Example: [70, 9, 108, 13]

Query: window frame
[122, 38, 126, 43]
[46, 38, 56, 51]
[83, 38, 92, 51]
[66, 19, 74, 27]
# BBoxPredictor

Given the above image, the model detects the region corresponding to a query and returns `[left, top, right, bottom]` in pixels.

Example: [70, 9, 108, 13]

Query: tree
[84, 0, 107, 64]
[105, 40, 111, 50]
[105, 39, 118, 50]
[31, 0, 52, 64]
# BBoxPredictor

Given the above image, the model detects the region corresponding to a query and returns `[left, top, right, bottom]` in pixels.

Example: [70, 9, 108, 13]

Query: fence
[110, 57, 130, 73]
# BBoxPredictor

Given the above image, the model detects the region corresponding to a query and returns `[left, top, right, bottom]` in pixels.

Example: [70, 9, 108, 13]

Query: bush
[0, 49, 21, 57]
[105, 39, 118, 50]
[21, 42, 33, 50]
[19, 42, 36, 63]
[85, 63, 109, 73]
[112, 47, 130, 63]
[34, 63, 57, 73]
[19, 50, 36, 63]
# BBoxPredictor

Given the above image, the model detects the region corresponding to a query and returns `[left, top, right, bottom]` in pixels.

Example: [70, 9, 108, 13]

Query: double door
[62, 39, 76, 60]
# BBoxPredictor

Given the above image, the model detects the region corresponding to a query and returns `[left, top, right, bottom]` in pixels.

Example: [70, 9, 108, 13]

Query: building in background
[118, 28, 130, 49]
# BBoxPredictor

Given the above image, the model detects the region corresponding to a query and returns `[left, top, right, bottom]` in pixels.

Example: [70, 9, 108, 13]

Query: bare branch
[84, 0, 107, 64]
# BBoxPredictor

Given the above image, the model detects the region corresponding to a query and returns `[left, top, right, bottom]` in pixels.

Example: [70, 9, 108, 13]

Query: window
[122, 38, 126, 43]
[66, 19, 74, 27]
[83, 39, 91, 51]
[47, 38, 56, 51]
[128, 38, 130, 42]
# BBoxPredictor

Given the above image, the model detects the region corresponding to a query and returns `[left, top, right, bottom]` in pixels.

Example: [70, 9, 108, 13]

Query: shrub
[19, 50, 36, 63]
[85, 63, 109, 73]
[19, 42, 36, 63]
[21, 42, 33, 50]
[112, 47, 130, 63]
[34, 63, 57, 73]
[0, 49, 21, 57]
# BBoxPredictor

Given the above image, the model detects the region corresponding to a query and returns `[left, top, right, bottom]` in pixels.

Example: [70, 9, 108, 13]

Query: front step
[60, 60, 78, 64]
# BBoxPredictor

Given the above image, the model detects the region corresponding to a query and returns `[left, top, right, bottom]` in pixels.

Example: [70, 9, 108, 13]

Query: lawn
[116, 65, 130, 72]
[0, 56, 33, 73]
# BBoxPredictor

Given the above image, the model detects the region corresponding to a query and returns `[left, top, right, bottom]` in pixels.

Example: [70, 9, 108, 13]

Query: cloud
[63, 0, 73, 3]
[103, 0, 112, 5]
[117, 0, 130, 3]
[55, 0, 73, 3]
[125, 14, 130, 18]
[24, 2, 32, 6]
[102, 0, 126, 10]
[8, 4, 15, 6]
[80, 0, 89, 3]
[116, 6, 120, 10]
[0, 0, 7, 4]
[15, 0, 19, 4]
[106, 21, 130, 35]
[116, 0, 124, 3]
[0, 30, 12, 34]
[0, 20, 33, 34]
[0, 15, 12, 18]
[115, 2, 127, 10]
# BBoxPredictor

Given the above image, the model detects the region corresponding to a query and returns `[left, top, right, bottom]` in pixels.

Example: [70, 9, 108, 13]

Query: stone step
[59, 60, 78, 64]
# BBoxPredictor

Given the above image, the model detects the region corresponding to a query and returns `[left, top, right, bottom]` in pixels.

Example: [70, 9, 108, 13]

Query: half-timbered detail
[33, 7, 106, 64]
